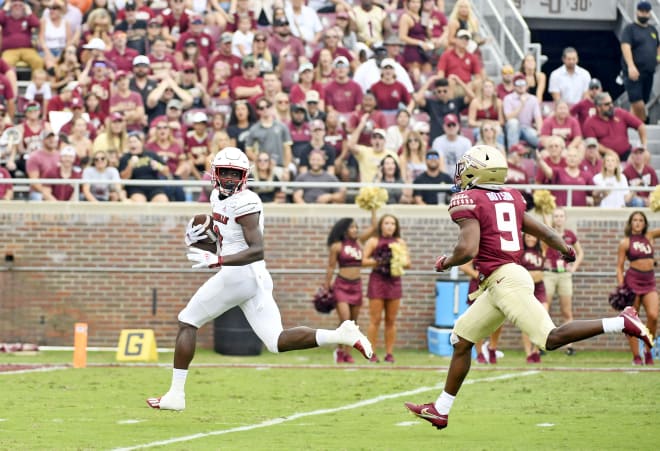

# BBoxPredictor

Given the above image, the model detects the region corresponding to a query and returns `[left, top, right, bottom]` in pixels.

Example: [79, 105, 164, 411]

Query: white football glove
[184, 219, 207, 246]
[187, 247, 223, 269]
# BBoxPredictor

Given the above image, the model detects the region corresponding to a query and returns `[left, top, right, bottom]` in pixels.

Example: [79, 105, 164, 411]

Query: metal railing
[0, 178, 654, 208]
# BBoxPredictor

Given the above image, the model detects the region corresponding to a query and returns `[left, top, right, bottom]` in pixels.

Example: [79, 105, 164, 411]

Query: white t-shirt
[231, 30, 254, 58]
[548, 65, 591, 105]
[25, 82, 53, 101]
[431, 135, 472, 170]
[81, 166, 120, 201]
[592, 173, 630, 208]
[210, 188, 263, 256]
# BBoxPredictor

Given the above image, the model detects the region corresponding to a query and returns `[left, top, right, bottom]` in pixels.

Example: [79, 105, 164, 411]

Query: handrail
[0, 178, 654, 209]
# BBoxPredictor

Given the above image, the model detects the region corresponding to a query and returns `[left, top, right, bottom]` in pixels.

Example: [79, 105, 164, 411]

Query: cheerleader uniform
[521, 246, 547, 303]
[367, 237, 402, 299]
[332, 239, 363, 306]
[625, 235, 656, 295]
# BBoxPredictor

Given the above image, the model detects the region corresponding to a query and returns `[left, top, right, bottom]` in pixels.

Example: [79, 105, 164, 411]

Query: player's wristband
[210, 255, 224, 269]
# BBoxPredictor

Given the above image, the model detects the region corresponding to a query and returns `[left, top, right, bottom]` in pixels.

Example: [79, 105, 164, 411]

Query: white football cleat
[146, 391, 185, 411]
[337, 320, 373, 360]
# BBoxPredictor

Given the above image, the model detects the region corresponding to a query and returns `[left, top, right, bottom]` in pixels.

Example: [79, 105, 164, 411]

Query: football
[189, 214, 219, 254]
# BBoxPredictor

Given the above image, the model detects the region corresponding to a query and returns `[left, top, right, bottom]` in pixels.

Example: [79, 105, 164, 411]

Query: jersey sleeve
[234, 190, 262, 218]
[448, 191, 478, 223]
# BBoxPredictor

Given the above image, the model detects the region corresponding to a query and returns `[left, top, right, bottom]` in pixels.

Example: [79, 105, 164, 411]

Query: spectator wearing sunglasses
[245, 98, 293, 181]
[414, 75, 469, 143]
[412, 149, 453, 205]
[348, 119, 399, 184]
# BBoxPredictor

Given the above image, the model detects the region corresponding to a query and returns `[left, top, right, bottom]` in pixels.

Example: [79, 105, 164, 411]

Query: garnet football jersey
[210, 188, 263, 257]
[448, 187, 527, 278]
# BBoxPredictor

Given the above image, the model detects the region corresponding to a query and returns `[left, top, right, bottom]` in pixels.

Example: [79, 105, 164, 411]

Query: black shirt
[621, 22, 660, 73]
[421, 96, 466, 142]
[413, 171, 453, 205]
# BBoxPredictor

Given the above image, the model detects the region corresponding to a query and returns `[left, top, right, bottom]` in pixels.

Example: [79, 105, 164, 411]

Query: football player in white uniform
[147, 147, 373, 411]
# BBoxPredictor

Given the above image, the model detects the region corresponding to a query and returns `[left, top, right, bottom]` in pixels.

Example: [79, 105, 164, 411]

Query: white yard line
[0, 365, 68, 375]
[113, 371, 540, 451]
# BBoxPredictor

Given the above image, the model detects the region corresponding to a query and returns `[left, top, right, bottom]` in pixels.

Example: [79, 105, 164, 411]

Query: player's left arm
[228, 212, 265, 265]
[436, 218, 480, 271]
[522, 212, 573, 259]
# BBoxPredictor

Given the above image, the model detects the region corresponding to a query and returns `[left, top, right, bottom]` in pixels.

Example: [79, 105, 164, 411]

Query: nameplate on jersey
[116, 329, 158, 362]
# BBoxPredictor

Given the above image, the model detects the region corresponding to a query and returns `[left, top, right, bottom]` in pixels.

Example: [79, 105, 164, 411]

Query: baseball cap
[167, 99, 182, 110]
[310, 119, 325, 131]
[184, 38, 197, 46]
[190, 15, 204, 25]
[181, 61, 195, 70]
[413, 121, 430, 133]
[60, 146, 76, 157]
[83, 37, 106, 51]
[513, 73, 527, 86]
[298, 62, 314, 74]
[25, 100, 40, 111]
[42, 129, 56, 139]
[333, 56, 349, 68]
[508, 143, 528, 155]
[110, 112, 124, 121]
[192, 111, 208, 123]
[584, 137, 598, 148]
[380, 58, 396, 69]
[124, 0, 136, 10]
[372, 128, 386, 138]
[63, 81, 78, 92]
[242, 55, 255, 67]
[501, 64, 515, 75]
[71, 97, 83, 109]
[305, 90, 320, 103]
[220, 32, 233, 43]
[133, 55, 150, 66]
[273, 18, 289, 27]
[426, 149, 440, 158]
[631, 142, 645, 151]
[92, 60, 108, 69]
[456, 29, 471, 39]
[637, 1, 652, 11]
[588, 78, 602, 90]
[148, 17, 162, 26]
[115, 70, 129, 79]
[443, 114, 459, 126]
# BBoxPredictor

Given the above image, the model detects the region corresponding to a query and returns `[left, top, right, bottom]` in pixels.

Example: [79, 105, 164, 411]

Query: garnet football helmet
[211, 147, 250, 196]
[454, 145, 508, 191]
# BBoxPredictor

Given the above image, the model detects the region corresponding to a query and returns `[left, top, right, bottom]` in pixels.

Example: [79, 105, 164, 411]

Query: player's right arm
[522, 212, 572, 257]
[436, 218, 480, 271]
[227, 212, 264, 265]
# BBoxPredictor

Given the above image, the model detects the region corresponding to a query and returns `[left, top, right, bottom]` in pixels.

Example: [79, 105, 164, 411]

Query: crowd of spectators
[0, 0, 656, 207]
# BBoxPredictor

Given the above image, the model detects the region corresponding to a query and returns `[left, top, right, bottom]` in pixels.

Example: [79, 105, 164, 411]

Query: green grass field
[1, 348, 658, 450]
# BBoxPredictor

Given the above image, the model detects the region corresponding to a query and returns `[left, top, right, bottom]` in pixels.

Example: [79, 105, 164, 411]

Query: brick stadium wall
[0, 202, 657, 352]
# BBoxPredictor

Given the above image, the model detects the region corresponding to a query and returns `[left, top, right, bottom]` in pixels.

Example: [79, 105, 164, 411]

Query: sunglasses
[445, 123, 458, 127]
[255, 37, 266, 42]
[184, 69, 196, 73]
[94, 156, 106, 162]
[278, 100, 289, 104]
[371, 134, 385, 139]
[257, 105, 269, 110]
[426, 154, 440, 160]
[243, 63, 255, 68]
[149, 23, 162, 28]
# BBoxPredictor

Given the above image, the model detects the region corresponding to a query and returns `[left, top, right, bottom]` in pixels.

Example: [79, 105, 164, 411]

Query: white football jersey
[210, 188, 264, 257]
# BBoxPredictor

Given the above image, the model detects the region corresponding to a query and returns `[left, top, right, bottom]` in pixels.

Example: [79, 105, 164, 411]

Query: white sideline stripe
[113, 371, 539, 451]
[39, 346, 174, 353]
[0, 366, 68, 375]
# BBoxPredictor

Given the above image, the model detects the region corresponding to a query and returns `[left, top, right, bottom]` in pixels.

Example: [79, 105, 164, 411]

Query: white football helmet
[454, 145, 508, 191]
[212, 147, 250, 196]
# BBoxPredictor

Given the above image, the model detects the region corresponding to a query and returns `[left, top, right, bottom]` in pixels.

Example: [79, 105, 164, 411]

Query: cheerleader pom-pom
[355, 186, 388, 211]
[533, 189, 556, 216]
[650, 185, 660, 212]
[389, 242, 408, 277]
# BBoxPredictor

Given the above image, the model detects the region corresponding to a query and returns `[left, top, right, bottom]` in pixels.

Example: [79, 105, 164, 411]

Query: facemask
[638, 16, 650, 24]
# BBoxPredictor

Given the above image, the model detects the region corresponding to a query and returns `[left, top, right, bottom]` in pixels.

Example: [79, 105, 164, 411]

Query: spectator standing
[45, 146, 82, 201]
[325, 57, 363, 114]
[539, 100, 582, 150]
[583, 92, 647, 162]
[118, 132, 170, 202]
[369, 58, 413, 112]
[399, 0, 434, 86]
[548, 47, 591, 105]
[592, 151, 633, 208]
[519, 53, 546, 104]
[0, 0, 43, 72]
[412, 149, 453, 205]
[146, 76, 194, 123]
[431, 114, 472, 171]
[363, 214, 411, 363]
[624, 144, 658, 207]
[536, 143, 593, 207]
[245, 98, 293, 180]
[110, 70, 146, 131]
[348, 122, 399, 184]
[39, 0, 72, 70]
[467, 78, 503, 144]
[353, 38, 414, 94]
[82, 149, 124, 202]
[543, 208, 584, 356]
[570, 78, 602, 129]
[297, 119, 336, 175]
[292, 149, 345, 204]
[325, 211, 378, 363]
[616, 211, 659, 365]
[503, 73, 542, 149]
[129, 55, 158, 108]
[445, 0, 484, 50]
[115, 1, 148, 56]
[353, 0, 391, 48]
[105, 30, 138, 72]
[26, 130, 61, 201]
[285, 0, 323, 49]
[348, 93, 387, 146]
[437, 30, 483, 96]
[620, 1, 659, 123]
[267, 18, 306, 92]
[174, 14, 213, 63]
[311, 27, 354, 69]
[414, 76, 467, 143]
[289, 63, 325, 109]
[579, 137, 603, 179]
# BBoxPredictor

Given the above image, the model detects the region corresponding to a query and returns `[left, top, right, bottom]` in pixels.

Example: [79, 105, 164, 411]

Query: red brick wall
[0, 203, 657, 352]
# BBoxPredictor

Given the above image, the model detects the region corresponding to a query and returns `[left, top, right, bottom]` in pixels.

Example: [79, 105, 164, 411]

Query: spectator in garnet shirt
[623, 144, 658, 207]
[539, 100, 582, 150]
[0, 0, 43, 72]
[535, 135, 566, 184]
[105, 30, 139, 72]
[582, 92, 647, 162]
[536, 144, 593, 207]
[505, 143, 531, 185]
[45, 146, 82, 201]
[579, 137, 603, 179]
[175, 14, 214, 64]
[161, 0, 190, 47]
[229, 55, 264, 101]
[311, 27, 354, 69]
[348, 92, 386, 146]
[369, 58, 413, 113]
[570, 78, 601, 129]
[437, 30, 483, 95]
[110, 71, 146, 132]
[325, 56, 363, 114]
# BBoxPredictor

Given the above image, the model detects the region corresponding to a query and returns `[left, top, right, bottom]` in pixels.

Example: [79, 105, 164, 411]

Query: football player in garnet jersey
[404, 145, 654, 430]
[147, 147, 373, 411]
